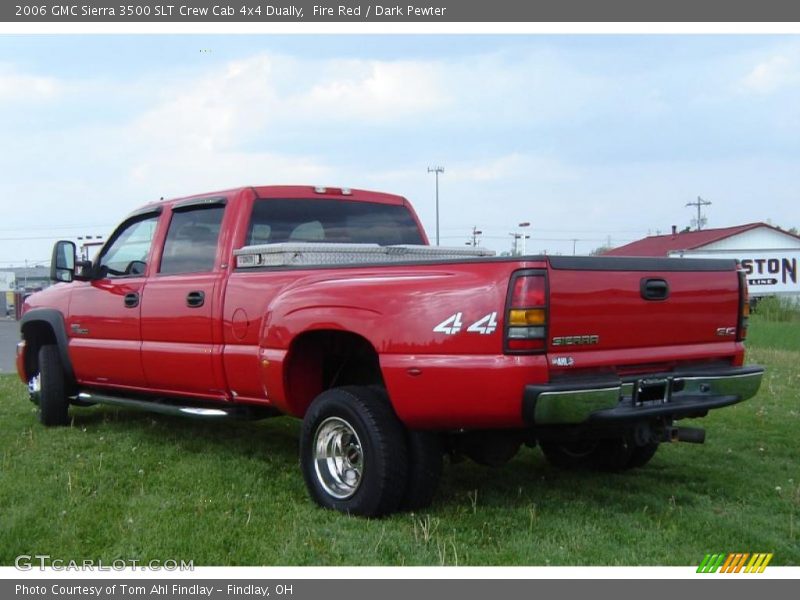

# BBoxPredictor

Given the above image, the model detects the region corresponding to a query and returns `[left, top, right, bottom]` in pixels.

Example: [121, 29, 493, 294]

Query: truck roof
[130, 185, 409, 216]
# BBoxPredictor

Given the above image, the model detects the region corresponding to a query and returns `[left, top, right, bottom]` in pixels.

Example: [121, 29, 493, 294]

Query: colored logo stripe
[697, 553, 773, 573]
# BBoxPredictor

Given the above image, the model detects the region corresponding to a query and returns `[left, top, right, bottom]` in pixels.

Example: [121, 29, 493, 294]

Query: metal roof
[604, 222, 800, 257]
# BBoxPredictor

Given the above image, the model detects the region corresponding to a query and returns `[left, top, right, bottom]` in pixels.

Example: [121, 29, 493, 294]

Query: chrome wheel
[28, 373, 41, 405]
[313, 416, 364, 499]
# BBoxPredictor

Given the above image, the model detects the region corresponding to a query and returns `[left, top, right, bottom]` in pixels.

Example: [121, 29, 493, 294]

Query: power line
[441, 235, 635, 243]
[0, 259, 51, 265]
[0, 223, 114, 232]
[0, 236, 73, 241]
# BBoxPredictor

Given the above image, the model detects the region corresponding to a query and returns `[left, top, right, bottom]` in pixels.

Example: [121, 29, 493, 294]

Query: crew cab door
[139, 199, 228, 398]
[67, 211, 161, 388]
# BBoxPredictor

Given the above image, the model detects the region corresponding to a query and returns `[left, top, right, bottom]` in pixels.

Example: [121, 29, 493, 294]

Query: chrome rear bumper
[523, 365, 764, 425]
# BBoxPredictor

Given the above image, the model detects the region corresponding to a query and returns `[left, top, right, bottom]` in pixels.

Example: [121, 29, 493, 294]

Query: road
[0, 318, 19, 375]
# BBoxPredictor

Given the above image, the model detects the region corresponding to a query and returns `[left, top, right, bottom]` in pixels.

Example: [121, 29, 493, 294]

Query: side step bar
[76, 392, 277, 420]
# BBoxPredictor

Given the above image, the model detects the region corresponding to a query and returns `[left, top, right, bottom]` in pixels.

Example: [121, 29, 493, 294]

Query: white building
[605, 222, 800, 299]
[0, 271, 15, 316]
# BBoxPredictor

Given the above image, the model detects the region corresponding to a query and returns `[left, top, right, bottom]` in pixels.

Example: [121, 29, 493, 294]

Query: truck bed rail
[234, 243, 495, 268]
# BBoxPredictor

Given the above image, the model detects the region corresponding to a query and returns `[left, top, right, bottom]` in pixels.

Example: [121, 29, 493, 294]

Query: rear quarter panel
[224, 260, 548, 428]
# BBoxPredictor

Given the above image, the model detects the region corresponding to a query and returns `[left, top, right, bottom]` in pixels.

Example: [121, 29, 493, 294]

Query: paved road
[0, 318, 19, 375]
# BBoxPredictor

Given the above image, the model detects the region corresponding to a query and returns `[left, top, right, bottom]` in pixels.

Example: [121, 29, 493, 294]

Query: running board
[76, 392, 257, 419]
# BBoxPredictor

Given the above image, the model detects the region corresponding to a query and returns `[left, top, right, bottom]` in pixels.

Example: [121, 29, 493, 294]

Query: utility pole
[572, 238, 578, 255]
[427, 166, 445, 245]
[468, 226, 483, 247]
[686, 196, 712, 231]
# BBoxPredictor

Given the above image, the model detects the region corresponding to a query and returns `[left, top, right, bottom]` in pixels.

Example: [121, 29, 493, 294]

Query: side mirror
[50, 241, 76, 283]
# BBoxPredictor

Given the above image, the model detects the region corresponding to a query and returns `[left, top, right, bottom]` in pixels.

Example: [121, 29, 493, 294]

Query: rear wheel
[300, 386, 408, 517]
[36, 345, 70, 426]
[401, 429, 443, 511]
[626, 442, 659, 469]
[540, 437, 657, 472]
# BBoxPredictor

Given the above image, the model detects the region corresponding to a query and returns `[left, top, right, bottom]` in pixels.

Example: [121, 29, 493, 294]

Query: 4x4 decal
[433, 312, 498, 335]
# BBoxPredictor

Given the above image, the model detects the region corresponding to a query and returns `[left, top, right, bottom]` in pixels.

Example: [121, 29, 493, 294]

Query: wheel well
[20, 321, 57, 380]
[284, 330, 384, 417]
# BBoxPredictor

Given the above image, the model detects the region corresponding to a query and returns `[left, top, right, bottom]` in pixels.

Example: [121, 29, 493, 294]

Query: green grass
[1, 320, 798, 566]
[747, 313, 800, 353]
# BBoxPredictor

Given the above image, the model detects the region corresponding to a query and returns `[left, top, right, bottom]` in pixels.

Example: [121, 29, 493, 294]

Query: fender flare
[19, 308, 76, 383]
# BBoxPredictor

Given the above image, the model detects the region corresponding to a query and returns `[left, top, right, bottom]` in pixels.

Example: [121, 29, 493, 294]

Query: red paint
[19, 185, 748, 430]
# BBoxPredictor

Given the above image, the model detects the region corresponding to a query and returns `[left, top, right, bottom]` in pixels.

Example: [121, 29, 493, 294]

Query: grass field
[1, 316, 798, 566]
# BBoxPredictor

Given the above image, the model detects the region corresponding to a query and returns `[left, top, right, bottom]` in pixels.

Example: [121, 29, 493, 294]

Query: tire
[540, 440, 607, 470]
[626, 442, 659, 469]
[400, 430, 443, 511]
[300, 386, 408, 517]
[364, 386, 443, 512]
[37, 344, 70, 426]
[541, 438, 659, 471]
[460, 430, 523, 467]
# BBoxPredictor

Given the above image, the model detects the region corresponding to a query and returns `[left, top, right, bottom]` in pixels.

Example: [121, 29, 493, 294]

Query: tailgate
[546, 256, 741, 357]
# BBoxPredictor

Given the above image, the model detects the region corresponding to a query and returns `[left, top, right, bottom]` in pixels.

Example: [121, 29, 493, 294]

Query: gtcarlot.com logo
[14, 554, 193, 571]
[697, 553, 773, 573]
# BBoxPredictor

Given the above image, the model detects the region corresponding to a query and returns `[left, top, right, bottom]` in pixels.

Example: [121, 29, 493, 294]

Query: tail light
[504, 270, 548, 353]
[737, 269, 750, 341]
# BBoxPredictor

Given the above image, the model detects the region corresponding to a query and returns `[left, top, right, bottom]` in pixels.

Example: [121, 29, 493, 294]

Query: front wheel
[300, 386, 408, 517]
[36, 345, 70, 426]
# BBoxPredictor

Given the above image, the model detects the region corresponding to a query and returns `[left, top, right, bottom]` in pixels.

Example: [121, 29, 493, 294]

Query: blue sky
[1, 34, 799, 265]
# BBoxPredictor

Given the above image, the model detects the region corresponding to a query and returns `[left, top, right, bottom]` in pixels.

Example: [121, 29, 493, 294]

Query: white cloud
[0, 65, 60, 103]
[126, 53, 450, 156]
[127, 149, 335, 198]
[741, 52, 800, 94]
[130, 55, 280, 152]
[104, 52, 453, 199]
[446, 154, 576, 184]
[295, 59, 449, 120]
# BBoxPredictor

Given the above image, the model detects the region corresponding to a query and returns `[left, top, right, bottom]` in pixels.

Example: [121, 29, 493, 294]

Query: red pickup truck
[17, 185, 763, 516]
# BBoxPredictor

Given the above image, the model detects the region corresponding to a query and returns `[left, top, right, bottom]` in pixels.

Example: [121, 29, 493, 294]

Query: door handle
[186, 291, 205, 308]
[123, 292, 140, 308]
[640, 278, 669, 301]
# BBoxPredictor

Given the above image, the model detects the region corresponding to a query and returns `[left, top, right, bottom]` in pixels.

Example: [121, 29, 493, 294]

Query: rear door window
[159, 205, 225, 274]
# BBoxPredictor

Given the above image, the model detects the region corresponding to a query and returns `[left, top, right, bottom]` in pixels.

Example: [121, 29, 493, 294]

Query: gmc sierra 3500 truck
[17, 185, 764, 517]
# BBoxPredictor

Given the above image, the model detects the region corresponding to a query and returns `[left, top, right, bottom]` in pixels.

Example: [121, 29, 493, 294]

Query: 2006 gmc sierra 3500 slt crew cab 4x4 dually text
[17, 185, 764, 516]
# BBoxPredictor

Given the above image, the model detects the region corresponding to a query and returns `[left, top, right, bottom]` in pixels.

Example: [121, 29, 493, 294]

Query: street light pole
[427, 166, 444, 246]
[518, 222, 531, 255]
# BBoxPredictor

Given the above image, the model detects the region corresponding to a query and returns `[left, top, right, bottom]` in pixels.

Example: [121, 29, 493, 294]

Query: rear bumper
[523, 365, 764, 425]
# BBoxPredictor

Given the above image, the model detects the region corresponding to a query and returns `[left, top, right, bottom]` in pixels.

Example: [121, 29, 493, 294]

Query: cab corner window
[159, 206, 225, 275]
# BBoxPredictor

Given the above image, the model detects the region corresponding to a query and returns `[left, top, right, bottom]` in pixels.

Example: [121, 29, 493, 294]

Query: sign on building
[672, 249, 800, 298]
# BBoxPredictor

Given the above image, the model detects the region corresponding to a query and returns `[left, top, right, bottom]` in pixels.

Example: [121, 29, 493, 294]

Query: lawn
[1, 316, 798, 566]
